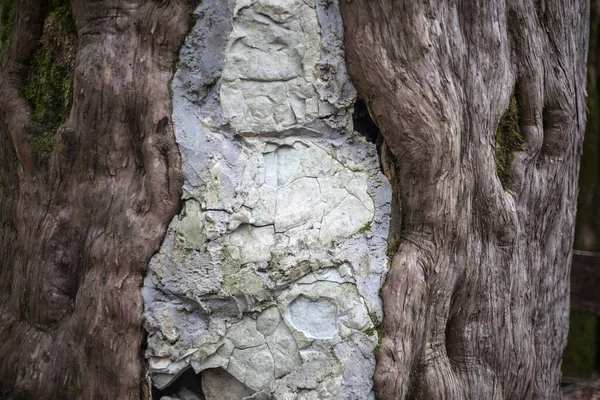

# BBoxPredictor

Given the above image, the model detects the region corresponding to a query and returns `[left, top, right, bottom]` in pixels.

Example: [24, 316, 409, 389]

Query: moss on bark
[495, 87, 524, 189]
[0, 0, 15, 58]
[22, 0, 76, 161]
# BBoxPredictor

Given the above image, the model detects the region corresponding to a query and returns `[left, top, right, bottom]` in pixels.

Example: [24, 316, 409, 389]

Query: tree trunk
[0, 0, 590, 399]
[0, 1, 190, 398]
[339, 1, 588, 399]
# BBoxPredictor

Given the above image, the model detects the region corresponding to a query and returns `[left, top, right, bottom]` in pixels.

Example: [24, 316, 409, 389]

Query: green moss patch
[364, 324, 384, 356]
[495, 87, 524, 189]
[537, 0, 548, 28]
[66, 383, 80, 394]
[22, 0, 76, 161]
[357, 220, 372, 234]
[20, 292, 30, 320]
[386, 232, 402, 260]
[0, 0, 15, 58]
[507, 9, 526, 43]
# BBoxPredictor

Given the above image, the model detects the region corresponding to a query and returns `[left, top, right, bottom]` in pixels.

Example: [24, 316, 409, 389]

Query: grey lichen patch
[22, 0, 76, 162]
[495, 87, 524, 189]
[175, 200, 206, 251]
[222, 266, 266, 296]
[144, 0, 391, 398]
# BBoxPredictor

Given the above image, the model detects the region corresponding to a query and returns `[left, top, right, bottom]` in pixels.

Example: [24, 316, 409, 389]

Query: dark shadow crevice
[152, 367, 205, 400]
[353, 98, 380, 144]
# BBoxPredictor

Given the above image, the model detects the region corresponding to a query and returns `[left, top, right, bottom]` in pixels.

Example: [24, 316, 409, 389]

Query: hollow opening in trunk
[352, 98, 380, 144]
[152, 367, 204, 400]
[151, 367, 257, 400]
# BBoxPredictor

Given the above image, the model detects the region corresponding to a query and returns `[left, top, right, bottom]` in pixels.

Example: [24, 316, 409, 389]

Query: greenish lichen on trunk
[0, 0, 15, 58]
[19, 292, 30, 321]
[537, 0, 548, 28]
[507, 9, 526, 43]
[494, 87, 524, 189]
[22, 0, 76, 161]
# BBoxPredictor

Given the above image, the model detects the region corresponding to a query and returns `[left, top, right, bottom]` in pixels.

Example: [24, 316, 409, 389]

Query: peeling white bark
[143, 0, 391, 398]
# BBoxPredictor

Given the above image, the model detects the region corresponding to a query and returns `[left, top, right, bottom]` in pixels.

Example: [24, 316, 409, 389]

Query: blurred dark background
[562, 0, 600, 387]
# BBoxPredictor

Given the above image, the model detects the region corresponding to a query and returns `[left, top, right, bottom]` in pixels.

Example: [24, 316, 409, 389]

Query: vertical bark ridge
[339, 0, 588, 398]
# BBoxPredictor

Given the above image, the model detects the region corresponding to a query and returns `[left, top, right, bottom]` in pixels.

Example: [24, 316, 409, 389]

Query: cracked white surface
[220, 0, 322, 132]
[143, 0, 391, 398]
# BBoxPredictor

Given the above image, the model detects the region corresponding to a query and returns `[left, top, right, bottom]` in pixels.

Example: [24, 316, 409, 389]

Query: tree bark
[339, 0, 589, 399]
[0, 1, 190, 398]
[0, 0, 591, 398]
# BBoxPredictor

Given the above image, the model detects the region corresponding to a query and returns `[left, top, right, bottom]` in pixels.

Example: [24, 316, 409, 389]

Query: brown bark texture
[340, 0, 589, 399]
[0, 0, 190, 398]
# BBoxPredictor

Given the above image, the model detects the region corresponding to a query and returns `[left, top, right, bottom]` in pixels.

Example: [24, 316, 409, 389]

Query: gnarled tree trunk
[0, 0, 590, 398]
[340, 0, 588, 398]
[0, 0, 190, 398]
